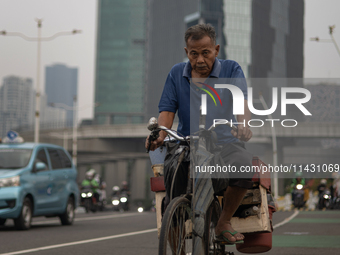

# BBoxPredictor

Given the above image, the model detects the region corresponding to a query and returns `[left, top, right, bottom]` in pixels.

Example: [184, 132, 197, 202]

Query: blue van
[0, 131, 79, 230]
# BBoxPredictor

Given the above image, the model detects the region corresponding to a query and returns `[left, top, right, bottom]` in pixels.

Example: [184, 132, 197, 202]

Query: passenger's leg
[215, 186, 247, 242]
[214, 142, 253, 242]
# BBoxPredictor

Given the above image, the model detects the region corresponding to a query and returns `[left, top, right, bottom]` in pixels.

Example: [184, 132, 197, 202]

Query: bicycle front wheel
[159, 196, 192, 255]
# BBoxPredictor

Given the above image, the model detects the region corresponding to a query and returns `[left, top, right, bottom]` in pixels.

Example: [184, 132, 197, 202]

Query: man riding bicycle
[146, 24, 253, 244]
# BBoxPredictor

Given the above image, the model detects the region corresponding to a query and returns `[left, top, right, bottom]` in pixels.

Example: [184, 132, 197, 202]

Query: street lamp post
[257, 94, 279, 200]
[72, 96, 78, 167]
[48, 101, 78, 166]
[49, 102, 99, 167]
[311, 25, 340, 58]
[36, 19, 42, 144]
[63, 129, 68, 150]
[0, 19, 81, 143]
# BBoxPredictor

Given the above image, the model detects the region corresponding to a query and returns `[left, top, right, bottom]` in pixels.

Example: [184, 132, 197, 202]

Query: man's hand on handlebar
[231, 125, 252, 142]
[146, 112, 175, 152]
[145, 132, 166, 151]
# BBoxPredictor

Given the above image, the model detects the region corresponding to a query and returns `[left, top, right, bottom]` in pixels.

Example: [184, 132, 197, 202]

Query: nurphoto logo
[201, 84, 312, 128]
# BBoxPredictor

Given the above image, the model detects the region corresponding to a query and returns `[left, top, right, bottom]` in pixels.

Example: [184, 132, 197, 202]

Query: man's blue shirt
[158, 58, 247, 144]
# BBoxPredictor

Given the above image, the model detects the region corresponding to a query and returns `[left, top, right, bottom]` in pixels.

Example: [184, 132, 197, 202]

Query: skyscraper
[234, 0, 304, 120]
[0, 76, 34, 137]
[145, 0, 304, 120]
[94, 0, 147, 125]
[45, 63, 78, 125]
[94, 0, 304, 122]
[146, 0, 227, 121]
[0, 75, 67, 137]
[249, 0, 304, 78]
[40, 93, 67, 130]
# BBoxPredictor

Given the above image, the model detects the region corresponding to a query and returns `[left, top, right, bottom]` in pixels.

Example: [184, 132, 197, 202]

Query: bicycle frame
[148, 116, 234, 255]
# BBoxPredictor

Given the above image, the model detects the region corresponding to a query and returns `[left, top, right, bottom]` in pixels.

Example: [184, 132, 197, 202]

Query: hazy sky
[0, 0, 339, 121]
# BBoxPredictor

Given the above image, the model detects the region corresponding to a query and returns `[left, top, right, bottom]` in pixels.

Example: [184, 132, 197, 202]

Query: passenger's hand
[231, 125, 252, 142]
[145, 134, 165, 151]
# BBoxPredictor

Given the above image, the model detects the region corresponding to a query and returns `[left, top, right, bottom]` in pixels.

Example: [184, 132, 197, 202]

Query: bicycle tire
[204, 198, 225, 255]
[159, 196, 192, 255]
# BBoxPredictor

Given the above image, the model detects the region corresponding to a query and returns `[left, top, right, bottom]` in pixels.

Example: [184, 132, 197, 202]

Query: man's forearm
[236, 100, 251, 126]
[236, 112, 251, 126]
[158, 111, 175, 139]
[233, 100, 252, 141]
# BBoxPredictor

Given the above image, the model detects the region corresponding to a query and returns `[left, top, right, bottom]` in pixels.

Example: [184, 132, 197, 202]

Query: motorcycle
[80, 185, 97, 213]
[332, 196, 340, 209]
[111, 195, 120, 211]
[119, 191, 129, 211]
[318, 189, 332, 210]
[292, 184, 306, 209]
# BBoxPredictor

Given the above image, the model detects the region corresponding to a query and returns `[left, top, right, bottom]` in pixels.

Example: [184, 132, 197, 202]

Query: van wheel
[14, 197, 32, 230]
[59, 197, 75, 225]
[0, 219, 6, 226]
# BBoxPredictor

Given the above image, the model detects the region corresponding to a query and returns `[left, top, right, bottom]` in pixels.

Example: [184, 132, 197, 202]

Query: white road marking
[32, 212, 142, 225]
[2, 211, 299, 254]
[283, 232, 309, 235]
[273, 210, 299, 229]
[0, 228, 157, 255]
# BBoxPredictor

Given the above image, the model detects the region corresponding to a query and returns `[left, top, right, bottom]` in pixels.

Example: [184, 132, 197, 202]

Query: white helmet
[112, 186, 120, 191]
[86, 169, 96, 180]
[321, 179, 327, 185]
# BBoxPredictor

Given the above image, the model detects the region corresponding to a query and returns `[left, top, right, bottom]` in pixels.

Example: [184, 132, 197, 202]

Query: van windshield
[0, 149, 32, 169]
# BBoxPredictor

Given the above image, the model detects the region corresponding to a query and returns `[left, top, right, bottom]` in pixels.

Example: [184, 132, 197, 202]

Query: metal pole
[72, 96, 77, 167]
[329, 26, 340, 58]
[311, 25, 340, 59]
[1, 24, 81, 143]
[259, 94, 279, 199]
[63, 128, 68, 150]
[34, 19, 42, 143]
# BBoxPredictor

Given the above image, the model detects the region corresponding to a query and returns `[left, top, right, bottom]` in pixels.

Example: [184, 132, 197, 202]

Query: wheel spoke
[177, 207, 187, 253]
[204, 199, 224, 255]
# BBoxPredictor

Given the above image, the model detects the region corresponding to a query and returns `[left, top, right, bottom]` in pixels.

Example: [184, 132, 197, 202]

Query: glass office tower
[224, 0, 304, 79]
[94, 0, 304, 123]
[223, 0, 252, 78]
[45, 64, 78, 125]
[95, 0, 147, 124]
[0, 76, 34, 137]
[145, 0, 227, 121]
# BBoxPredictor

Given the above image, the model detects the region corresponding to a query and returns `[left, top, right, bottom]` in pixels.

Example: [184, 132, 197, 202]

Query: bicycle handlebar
[158, 126, 190, 141]
[146, 117, 239, 153]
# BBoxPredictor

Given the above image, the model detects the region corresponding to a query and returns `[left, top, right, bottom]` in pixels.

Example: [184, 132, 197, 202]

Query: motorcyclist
[100, 181, 107, 198]
[317, 179, 327, 196]
[111, 186, 120, 197]
[332, 172, 340, 199]
[111, 186, 121, 211]
[290, 172, 307, 203]
[94, 173, 101, 185]
[93, 173, 106, 205]
[81, 169, 100, 204]
[120, 181, 130, 196]
[317, 179, 332, 209]
[120, 181, 130, 211]
[99, 181, 107, 210]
